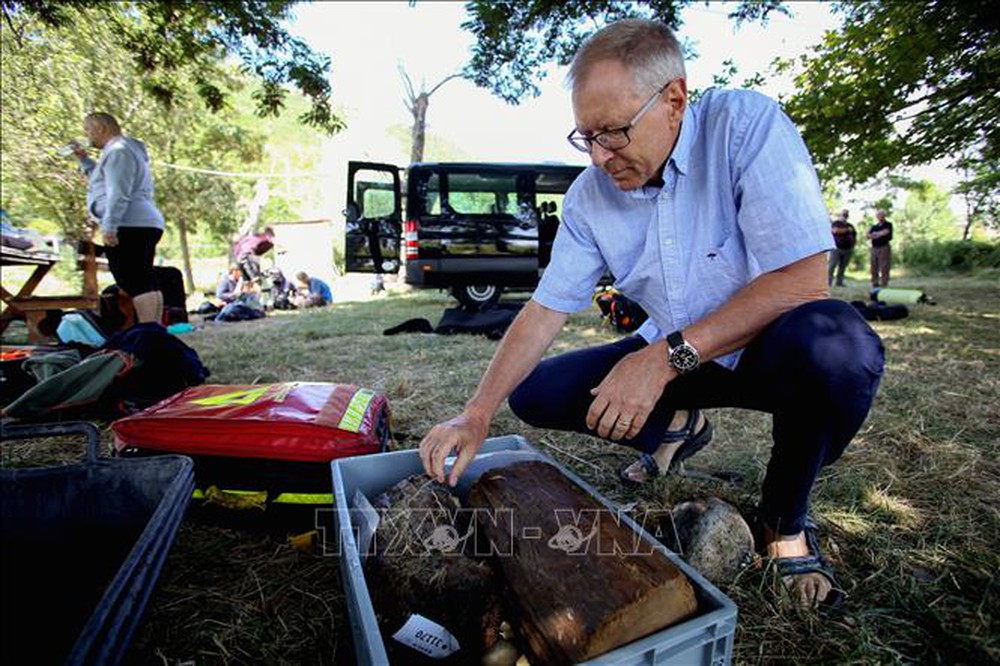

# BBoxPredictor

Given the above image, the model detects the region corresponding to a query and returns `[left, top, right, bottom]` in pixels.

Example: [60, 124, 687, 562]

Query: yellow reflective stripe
[337, 388, 375, 433]
[272, 493, 333, 505]
[193, 489, 332, 505]
[189, 386, 270, 407]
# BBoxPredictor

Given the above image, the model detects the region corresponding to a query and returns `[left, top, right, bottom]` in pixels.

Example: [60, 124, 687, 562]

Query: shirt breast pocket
[695, 232, 746, 307]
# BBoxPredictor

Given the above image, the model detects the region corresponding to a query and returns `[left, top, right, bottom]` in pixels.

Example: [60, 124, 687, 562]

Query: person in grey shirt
[73, 112, 165, 324]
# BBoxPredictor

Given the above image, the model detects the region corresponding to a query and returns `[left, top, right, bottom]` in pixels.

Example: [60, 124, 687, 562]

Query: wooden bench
[1, 240, 102, 343]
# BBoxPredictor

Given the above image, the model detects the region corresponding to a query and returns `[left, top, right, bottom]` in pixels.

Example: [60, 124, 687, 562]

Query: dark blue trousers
[509, 299, 885, 535]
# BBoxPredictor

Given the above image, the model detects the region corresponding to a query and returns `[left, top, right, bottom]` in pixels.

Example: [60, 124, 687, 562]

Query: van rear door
[344, 161, 402, 274]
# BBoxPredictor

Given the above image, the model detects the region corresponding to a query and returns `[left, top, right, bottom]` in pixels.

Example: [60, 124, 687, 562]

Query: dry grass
[4, 272, 998, 664]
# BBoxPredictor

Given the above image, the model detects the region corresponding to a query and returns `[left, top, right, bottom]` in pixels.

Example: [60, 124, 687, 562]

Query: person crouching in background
[294, 271, 332, 308]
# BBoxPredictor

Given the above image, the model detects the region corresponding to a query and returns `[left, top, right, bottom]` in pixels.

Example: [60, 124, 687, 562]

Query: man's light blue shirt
[534, 89, 833, 369]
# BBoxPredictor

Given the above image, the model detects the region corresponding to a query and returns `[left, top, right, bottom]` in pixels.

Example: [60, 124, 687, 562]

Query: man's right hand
[71, 141, 88, 159]
[419, 411, 490, 487]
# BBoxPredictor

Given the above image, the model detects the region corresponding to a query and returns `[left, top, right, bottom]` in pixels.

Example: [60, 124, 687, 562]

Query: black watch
[666, 331, 700, 374]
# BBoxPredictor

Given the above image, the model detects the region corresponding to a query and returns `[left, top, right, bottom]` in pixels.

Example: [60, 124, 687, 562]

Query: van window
[446, 172, 519, 216]
[421, 173, 442, 215]
[355, 169, 396, 218]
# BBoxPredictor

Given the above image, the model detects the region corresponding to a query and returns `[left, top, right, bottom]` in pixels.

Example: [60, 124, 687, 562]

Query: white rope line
[151, 161, 334, 179]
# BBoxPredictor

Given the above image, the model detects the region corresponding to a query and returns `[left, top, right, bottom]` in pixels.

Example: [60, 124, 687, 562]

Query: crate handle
[0, 421, 101, 463]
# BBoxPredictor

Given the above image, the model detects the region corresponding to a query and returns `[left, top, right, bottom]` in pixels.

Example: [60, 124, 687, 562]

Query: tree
[460, 0, 787, 104]
[398, 65, 462, 164]
[954, 155, 1000, 239]
[154, 100, 265, 291]
[781, 0, 1000, 185]
[894, 180, 959, 246]
[1, 4, 155, 239]
[1, 0, 344, 134]
[1, 4, 267, 291]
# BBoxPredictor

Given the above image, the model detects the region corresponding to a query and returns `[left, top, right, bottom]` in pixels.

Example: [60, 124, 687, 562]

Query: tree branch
[427, 72, 463, 98]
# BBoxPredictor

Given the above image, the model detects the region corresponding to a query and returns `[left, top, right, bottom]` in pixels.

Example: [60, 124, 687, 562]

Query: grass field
[5, 272, 999, 664]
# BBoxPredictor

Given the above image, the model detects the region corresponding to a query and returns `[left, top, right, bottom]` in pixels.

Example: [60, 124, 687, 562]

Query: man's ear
[666, 78, 687, 120]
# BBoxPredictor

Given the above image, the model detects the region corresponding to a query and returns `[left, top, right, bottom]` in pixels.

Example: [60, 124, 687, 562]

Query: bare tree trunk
[399, 66, 462, 165]
[962, 191, 975, 240]
[410, 94, 429, 164]
[177, 216, 195, 294]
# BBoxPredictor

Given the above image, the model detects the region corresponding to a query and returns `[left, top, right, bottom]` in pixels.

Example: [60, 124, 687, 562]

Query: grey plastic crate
[331, 435, 737, 665]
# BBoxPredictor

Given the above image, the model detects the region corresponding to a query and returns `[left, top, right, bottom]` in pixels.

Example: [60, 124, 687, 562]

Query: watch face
[670, 344, 699, 373]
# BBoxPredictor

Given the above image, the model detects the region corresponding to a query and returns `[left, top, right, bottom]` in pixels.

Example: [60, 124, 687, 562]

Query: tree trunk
[410, 94, 429, 164]
[177, 216, 195, 294]
[962, 192, 975, 240]
[468, 460, 698, 665]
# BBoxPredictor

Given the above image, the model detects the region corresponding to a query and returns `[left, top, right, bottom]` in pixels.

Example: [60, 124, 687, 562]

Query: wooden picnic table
[1, 240, 102, 343]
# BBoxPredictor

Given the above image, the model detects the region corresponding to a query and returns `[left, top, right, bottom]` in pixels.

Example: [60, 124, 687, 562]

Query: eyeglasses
[567, 80, 674, 153]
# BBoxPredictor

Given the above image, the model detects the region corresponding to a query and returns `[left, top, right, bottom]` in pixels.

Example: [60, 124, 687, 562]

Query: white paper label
[391, 614, 460, 659]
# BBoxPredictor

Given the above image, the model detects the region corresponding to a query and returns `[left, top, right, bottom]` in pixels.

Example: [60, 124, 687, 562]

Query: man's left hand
[586, 345, 674, 441]
[102, 230, 118, 247]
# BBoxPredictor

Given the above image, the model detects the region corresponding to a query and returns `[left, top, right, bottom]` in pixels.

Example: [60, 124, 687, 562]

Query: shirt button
[664, 239, 673, 247]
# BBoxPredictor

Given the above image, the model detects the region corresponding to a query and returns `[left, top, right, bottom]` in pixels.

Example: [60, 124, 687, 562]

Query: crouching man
[419, 19, 884, 610]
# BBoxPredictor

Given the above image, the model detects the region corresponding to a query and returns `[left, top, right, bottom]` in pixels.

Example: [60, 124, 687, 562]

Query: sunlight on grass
[874, 324, 939, 340]
[823, 510, 876, 537]
[861, 485, 922, 528]
[5, 276, 997, 664]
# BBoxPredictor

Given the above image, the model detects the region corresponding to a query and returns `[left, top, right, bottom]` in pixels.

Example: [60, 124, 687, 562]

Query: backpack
[104, 323, 210, 412]
[56, 312, 107, 348]
[594, 289, 649, 333]
[851, 300, 909, 321]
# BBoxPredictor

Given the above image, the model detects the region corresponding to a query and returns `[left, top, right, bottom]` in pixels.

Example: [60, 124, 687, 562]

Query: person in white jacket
[73, 112, 165, 324]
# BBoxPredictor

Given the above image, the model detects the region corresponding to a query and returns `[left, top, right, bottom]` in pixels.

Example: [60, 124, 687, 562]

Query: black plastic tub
[0, 422, 194, 665]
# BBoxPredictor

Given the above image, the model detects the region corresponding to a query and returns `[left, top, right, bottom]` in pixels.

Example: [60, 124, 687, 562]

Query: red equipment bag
[111, 383, 392, 530]
[112, 382, 391, 461]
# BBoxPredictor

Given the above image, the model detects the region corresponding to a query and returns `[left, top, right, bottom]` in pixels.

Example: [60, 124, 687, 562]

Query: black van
[344, 161, 584, 309]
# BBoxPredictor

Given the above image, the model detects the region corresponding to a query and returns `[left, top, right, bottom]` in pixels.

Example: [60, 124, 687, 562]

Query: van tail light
[404, 219, 420, 260]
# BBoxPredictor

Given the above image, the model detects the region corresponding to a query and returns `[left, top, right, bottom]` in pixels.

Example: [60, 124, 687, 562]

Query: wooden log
[468, 460, 698, 665]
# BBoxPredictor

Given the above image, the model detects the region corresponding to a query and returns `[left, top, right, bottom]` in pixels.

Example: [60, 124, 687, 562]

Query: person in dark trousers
[828, 209, 857, 287]
[418, 19, 884, 611]
[867, 210, 893, 288]
[74, 112, 164, 324]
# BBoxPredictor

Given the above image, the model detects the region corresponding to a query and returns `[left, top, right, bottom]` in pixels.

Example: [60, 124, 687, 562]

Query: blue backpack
[56, 312, 107, 348]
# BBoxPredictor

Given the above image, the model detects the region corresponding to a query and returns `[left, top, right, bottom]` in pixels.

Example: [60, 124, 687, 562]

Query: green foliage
[1, 5, 143, 237]
[0, 6, 266, 244]
[894, 180, 959, 245]
[258, 196, 294, 224]
[1, 0, 344, 134]
[954, 154, 1000, 236]
[783, 0, 1000, 184]
[461, 0, 787, 103]
[901, 240, 1000, 273]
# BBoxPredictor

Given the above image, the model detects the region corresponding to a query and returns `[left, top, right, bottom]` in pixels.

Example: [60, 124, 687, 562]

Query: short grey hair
[567, 19, 686, 97]
[84, 112, 121, 133]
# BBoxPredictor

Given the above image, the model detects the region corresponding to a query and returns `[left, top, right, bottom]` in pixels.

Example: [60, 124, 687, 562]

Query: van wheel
[453, 284, 501, 311]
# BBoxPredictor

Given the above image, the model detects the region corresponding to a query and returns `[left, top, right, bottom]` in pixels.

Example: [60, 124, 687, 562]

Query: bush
[901, 240, 1000, 273]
